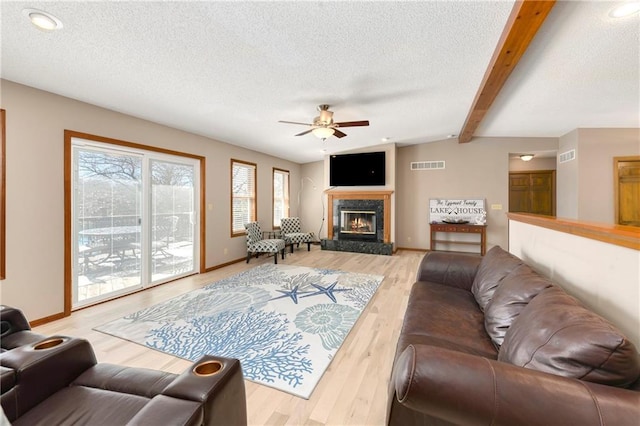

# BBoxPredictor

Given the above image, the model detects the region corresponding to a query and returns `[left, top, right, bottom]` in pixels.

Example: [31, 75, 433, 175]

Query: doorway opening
[508, 152, 557, 216]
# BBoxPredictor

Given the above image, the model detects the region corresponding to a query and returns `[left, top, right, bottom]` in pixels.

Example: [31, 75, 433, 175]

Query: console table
[430, 223, 487, 255]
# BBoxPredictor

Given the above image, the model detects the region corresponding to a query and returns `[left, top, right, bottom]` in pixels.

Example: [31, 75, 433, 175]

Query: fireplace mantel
[325, 190, 393, 243]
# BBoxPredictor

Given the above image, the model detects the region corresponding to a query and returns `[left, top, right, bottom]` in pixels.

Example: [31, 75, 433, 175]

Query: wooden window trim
[230, 159, 257, 237]
[272, 168, 290, 229]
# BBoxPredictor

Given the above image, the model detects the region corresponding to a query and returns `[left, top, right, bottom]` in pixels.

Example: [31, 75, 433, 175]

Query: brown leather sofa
[387, 247, 640, 426]
[0, 306, 247, 425]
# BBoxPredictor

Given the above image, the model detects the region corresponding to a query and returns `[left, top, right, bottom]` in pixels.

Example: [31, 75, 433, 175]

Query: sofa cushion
[471, 246, 523, 312]
[397, 281, 498, 360]
[499, 286, 640, 387]
[484, 264, 553, 347]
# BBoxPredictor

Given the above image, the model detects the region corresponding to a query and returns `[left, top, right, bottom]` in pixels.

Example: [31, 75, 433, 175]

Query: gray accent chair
[280, 217, 313, 253]
[244, 222, 286, 264]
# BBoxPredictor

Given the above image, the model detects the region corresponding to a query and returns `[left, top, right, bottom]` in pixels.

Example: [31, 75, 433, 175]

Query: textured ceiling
[1, 1, 638, 164]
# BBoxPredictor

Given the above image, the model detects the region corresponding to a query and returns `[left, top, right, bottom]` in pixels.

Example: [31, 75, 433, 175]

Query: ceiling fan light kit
[279, 105, 370, 140]
[312, 127, 335, 140]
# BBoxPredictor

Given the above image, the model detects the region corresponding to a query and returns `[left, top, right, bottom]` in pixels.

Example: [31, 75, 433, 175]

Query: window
[273, 168, 290, 228]
[231, 159, 257, 236]
[68, 132, 201, 309]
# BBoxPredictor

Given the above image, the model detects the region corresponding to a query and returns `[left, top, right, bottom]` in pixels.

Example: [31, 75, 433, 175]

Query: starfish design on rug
[301, 282, 351, 303]
[271, 285, 311, 304]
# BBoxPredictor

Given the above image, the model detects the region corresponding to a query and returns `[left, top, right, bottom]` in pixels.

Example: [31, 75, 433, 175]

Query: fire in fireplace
[340, 210, 376, 235]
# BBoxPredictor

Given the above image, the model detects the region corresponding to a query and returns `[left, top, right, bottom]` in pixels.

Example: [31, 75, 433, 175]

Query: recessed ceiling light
[381, 137, 391, 142]
[609, 2, 640, 18]
[447, 134, 457, 138]
[22, 8, 63, 31]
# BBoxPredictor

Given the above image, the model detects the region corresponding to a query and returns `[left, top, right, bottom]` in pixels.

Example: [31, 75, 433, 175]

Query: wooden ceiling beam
[458, 0, 556, 143]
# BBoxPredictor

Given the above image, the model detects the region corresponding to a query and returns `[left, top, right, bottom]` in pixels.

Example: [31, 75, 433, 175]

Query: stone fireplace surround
[321, 190, 394, 255]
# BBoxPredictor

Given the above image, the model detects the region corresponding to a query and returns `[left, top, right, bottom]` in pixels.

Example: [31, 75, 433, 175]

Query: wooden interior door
[509, 170, 555, 216]
[509, 174, 531, 212]
[615, 157, 640, 226]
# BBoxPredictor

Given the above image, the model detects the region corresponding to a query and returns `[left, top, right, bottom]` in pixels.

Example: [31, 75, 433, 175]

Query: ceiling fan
[278, 104, 370, 140]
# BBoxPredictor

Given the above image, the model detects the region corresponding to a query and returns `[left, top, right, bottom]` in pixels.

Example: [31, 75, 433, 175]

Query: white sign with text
[429, 199, 486, 224]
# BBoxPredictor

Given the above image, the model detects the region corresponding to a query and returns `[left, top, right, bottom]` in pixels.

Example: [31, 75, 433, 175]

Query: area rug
[95, 264, 384, 399]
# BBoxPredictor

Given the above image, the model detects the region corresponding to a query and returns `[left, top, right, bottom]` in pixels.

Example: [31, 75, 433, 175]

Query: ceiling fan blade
[334, 120, 370, 127]
[279, 120, 313, 126]
[333, 129, 347, 138]
[295, 129, 314, 137]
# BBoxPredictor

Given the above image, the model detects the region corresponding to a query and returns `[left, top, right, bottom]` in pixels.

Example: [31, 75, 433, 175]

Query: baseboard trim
[395, 247, 429, 253]
[30, 311, 65, 328]
[204, 256, 246, 272]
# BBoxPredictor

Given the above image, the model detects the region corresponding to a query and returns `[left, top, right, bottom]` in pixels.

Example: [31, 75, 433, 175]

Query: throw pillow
[471, 246, 523, 312]
[484, 264, 552, 347]
[499, 286, 640, 387]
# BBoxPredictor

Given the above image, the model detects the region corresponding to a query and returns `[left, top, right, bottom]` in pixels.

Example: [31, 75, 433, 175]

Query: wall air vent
[559, 149, 576, 163]
[410, 161, 445, 171]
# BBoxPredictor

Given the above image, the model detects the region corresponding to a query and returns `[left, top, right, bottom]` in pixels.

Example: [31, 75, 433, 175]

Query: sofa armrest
[127, 395, 203, 426]
[415, 251, 481, 291]
[393, 344, 640, 426]
[0, 336, 96, 420]
[161, 355, 247, 426]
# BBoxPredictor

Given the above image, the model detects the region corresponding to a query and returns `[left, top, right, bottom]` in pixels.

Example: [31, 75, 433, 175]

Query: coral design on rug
[94, 264, 384, 399]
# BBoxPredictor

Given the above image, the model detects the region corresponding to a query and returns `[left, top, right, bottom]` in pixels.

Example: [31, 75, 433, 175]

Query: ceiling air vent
[559, 149, 576, 163]
[410, 161, 445, 171]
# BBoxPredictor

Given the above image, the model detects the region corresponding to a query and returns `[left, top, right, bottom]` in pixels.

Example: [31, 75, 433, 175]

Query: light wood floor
[33, 246, 425, 426]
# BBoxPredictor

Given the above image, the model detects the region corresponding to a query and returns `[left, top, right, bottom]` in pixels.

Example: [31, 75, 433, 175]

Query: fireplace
[322, 190, 394, 255]
[339, 210, 376, 240]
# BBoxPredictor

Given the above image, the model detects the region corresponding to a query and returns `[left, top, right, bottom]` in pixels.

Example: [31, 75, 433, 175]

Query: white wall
[509, 156, 557, 172]
[396, 136, 558, 251]
[0, 80, 301, 321]
[557, 129, 579, 218]
[509, 219, 640, 348]
[577, 128, 640, 223]
[557, 128, 640, 222]
[298, 161, 325, 239]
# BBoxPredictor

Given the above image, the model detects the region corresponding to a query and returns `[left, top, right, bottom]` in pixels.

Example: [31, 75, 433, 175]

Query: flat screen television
[329, 151, 386, 186]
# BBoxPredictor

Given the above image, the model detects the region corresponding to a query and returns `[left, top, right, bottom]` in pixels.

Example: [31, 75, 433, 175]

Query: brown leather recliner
[0, 306, 247, 425]
[0, 306, 46, 352]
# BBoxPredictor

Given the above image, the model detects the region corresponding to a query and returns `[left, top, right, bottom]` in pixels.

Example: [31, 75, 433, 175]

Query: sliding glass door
[150, 159, 196, 282]
[72, 139, 199, 308]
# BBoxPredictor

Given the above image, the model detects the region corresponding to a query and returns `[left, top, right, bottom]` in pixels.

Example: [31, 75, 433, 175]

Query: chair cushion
[0, 330, 47, 351]
[72, 363, 177, 398]
[484, 264, 552, 347]
[471, 246, 523, 312]
[248, 239, 285, 253]
[283, 232, 312, 245]
[498, 286, 640, 387]
[12, 386, 149, 426]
